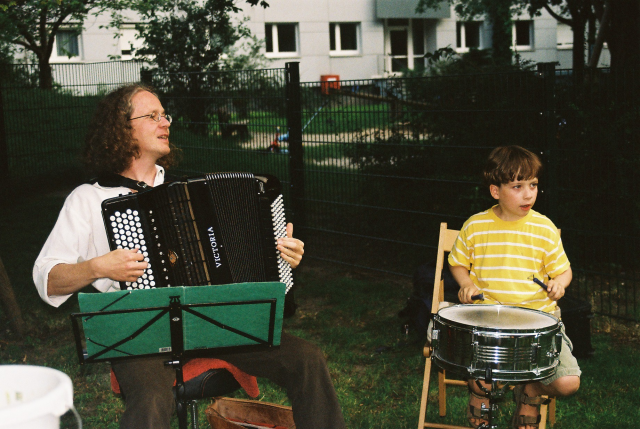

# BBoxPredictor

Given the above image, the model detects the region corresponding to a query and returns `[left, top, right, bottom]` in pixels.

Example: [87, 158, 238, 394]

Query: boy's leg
[513, 325, 581, 429]
[467, 379, 490, 428]
[221, 332, 346, 429]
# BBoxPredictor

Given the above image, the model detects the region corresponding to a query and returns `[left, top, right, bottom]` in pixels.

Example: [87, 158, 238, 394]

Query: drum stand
[472, 369, 512, 429]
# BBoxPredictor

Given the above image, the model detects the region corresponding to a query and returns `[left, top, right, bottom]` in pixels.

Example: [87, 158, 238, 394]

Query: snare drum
[431, 305, 562, 381]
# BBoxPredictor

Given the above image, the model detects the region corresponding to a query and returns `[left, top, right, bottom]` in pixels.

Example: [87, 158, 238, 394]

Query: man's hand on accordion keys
[94, 248, 148, 282]
[277, 223, 304, 269]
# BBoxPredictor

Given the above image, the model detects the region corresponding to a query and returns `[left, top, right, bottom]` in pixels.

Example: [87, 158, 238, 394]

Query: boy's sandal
[511, 384, 551, 429]
[467, 391, 489, 428]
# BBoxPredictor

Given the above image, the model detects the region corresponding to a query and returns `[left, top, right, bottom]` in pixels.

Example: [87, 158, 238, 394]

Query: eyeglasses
[128, 112, 172, 124]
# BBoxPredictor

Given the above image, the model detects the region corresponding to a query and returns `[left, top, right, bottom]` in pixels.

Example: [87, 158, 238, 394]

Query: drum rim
[435, 304, 559, 333]
[431, 355, 560, 382]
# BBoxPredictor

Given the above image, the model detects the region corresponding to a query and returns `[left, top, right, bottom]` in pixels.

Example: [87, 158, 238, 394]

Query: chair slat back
[442, 229, 458, 253]
[431, 223, 460, 314]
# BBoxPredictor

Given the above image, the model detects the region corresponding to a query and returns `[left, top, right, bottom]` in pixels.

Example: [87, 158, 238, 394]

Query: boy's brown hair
[483, 145, 542, 186]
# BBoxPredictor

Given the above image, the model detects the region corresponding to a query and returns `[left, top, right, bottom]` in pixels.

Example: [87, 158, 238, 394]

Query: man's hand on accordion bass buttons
[277, 223, 304, 269]
[94, 248, 148, 282]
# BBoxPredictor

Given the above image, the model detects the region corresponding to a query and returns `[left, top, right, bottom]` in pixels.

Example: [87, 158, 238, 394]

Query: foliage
[418, 0, 639, 72]
[342, 63, 639, 273]
[548, 69, 640, 266]
[529, 0, 596, 72]
[0, 0, 127, 89]
[417, 0, 529, 65]
[345, 50, 540, 175]
[419, 46, 536, 75]
[0, 37, 16, 82]
[219, 32, 269, 72]
[525, 1, 639, 70]
[111, 0, 270, 133]
[124, 0, 266, 74]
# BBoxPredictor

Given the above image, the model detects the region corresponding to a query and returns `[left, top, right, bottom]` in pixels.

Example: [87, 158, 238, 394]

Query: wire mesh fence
[143, 66, 294, 214]
[296, 65, 639, 322]
[1, 61, 638, 323]
[0, 61, 144, 181]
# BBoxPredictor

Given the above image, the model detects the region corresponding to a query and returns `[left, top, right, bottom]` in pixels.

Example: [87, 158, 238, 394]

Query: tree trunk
[0, 255, 26, 338]
[488, 2, 513, 66]
[607, 0, 640, 70]
[38, 54, 53, 90]
[587, 0, 612, 69]
[571, 16, 586, 77]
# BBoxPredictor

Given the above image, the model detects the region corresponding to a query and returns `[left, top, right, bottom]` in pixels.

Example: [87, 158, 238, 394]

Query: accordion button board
[101, 173, 293, 293]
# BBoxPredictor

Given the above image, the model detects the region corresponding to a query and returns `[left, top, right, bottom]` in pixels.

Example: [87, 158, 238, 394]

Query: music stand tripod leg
[166, 295, 189, 429]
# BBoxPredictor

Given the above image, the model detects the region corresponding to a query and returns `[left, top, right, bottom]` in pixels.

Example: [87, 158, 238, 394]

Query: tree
[602, 0, 640, 70]
[418, 1, 638, 74]
[417, 0, 526, 65]
[0, 0, 126, 89]
[123, 0, 268, 74]
[527, 1, 591, 73]
[512, 1, 638, 72]
[0, 255, 25, 338]
[115, 0, 269, 132]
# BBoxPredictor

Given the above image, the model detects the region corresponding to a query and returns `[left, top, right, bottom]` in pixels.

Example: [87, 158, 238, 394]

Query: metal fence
[1, 61, 638, 323]
[296, 65, 640, 324]
[0, 61, 145, 181]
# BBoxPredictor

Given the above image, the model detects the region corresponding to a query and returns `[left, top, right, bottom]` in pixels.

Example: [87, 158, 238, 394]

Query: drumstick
[530, 276, 548, 290]
[471, 293, 484, 301]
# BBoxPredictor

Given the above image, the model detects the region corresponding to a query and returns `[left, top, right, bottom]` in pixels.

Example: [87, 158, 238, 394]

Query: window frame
[330, 22, 361, 57]
[512, 20, 534, 51]
[556, 22, 573, 50]
[51, 28, 82, 62]
[118, 25, 144, 60]
[456, 21, 484, 53]
[265, 23, 300, 58]
[384, 18, 427, 75]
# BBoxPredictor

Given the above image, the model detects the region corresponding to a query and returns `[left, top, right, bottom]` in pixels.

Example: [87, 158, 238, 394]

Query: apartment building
[38, 0, 610, 82]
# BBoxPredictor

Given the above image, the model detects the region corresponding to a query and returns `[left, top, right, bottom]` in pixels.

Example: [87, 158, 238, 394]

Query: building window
[556, 23, 572, 49]
[330, 23, 360, 55]
[456, 21, 483, 52]
[513, 20, 533, 50]
[385, 19, 426, 74]
[412, 19, 426, 70]
[265, 23, 298, 56]
[119, 27, 143, 59]
[55, 30, 79, 58]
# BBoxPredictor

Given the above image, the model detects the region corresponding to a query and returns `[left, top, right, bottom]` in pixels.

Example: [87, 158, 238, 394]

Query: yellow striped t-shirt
[448, 206, 570, 313]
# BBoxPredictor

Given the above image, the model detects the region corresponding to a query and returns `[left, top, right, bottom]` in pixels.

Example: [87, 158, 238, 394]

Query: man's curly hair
[83, 83, 179, 176]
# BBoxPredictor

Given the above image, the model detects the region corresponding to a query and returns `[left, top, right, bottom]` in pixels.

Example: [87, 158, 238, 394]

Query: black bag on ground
[399, 261, 460, 336]
[558, 295, 594, 358]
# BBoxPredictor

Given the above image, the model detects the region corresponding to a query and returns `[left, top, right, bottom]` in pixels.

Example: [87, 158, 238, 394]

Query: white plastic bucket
[0, 365, 74, 429]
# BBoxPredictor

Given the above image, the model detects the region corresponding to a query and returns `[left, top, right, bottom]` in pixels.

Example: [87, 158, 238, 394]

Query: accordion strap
[90, 173, 151, 192]
[90, 173, 181, 191]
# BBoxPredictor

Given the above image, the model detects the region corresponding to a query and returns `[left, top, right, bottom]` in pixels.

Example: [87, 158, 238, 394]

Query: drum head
[438, 305, 557, 330]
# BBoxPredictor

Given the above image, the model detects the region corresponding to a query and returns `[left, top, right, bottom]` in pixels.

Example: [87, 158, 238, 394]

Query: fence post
[0, 85, 8, 184]
[537, 62, 557, 220]
[285, 62, 306, 235]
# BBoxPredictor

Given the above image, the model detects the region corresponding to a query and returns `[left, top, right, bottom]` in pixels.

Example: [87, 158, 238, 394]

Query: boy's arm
[450, 265, 481, 304]
[547, 267, 572, 301]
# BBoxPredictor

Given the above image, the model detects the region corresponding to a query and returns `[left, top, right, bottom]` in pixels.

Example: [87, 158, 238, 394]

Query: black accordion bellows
[101, 172, 293, 293]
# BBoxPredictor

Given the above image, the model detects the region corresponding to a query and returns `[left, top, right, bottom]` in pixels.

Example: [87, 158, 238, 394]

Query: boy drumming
[448, 146, 580, 429]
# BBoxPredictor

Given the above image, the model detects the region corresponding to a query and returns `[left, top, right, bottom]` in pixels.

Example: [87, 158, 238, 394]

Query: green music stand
[71, 282, 285, 429]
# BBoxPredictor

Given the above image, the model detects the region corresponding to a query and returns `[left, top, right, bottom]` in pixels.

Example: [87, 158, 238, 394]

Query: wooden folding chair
[417, 223, 556, 429]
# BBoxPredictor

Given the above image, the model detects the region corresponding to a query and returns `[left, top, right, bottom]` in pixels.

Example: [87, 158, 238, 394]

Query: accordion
[101, 172, 293, 293]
